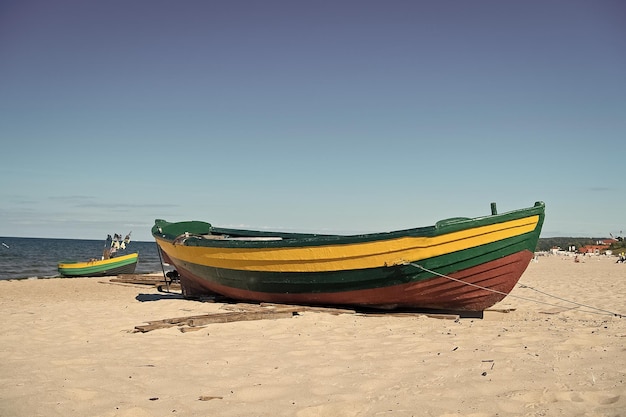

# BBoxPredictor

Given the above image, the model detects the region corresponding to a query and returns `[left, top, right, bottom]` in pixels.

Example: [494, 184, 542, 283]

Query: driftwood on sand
[133, 302, 464, 333]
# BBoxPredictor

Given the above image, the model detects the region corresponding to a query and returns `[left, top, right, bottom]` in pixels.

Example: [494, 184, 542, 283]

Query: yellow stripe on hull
[57, 253, 138, 270]
[157, 215, 539, 273]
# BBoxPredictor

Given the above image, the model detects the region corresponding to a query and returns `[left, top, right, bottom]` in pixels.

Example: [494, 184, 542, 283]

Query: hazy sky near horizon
[1, 0, 625, 242]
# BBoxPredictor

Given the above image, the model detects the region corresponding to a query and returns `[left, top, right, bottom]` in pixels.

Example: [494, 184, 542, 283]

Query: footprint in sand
[498, 389, 623, 413]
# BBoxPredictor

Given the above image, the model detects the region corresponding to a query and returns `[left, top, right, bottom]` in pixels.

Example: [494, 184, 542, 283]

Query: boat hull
[57, 253, 139, 277]
[169, 251, 533, 311]
[152, 202, 545, 311]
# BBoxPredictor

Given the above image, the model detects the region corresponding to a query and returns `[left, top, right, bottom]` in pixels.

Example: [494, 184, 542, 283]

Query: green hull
[58, 253, 139, 277]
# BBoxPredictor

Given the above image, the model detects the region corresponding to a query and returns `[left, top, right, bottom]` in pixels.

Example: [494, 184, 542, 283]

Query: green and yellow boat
[58, 252, 138, 277]
[152, 201, 545, 311]
[58, 232, 137, 277]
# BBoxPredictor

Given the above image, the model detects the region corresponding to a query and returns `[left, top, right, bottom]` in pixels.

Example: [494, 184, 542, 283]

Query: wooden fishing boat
[152, 201, 545, 311]
[58, 252, 139, 277]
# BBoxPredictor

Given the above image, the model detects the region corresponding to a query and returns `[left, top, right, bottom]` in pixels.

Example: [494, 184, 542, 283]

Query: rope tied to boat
[406, 262, 624, 318]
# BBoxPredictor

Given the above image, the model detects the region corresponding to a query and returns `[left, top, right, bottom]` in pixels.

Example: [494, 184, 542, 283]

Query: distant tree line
[536, 236, 626, 253]
[536, 237, 595, 252]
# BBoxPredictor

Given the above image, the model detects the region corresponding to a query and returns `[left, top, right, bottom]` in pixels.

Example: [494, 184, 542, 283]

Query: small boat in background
[58, 232, 138, 277]
[152, 201, 545, 311]
[58, 252, 138, 277]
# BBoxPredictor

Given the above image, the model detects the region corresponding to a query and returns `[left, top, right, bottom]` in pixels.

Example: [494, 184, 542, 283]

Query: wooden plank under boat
[58, 252, 139, 277]
[151, 201, 545, 311]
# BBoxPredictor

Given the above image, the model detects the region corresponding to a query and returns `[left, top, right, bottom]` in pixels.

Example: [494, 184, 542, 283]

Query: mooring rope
[407, 262, 624, 318]
[516, 283, 624, 318]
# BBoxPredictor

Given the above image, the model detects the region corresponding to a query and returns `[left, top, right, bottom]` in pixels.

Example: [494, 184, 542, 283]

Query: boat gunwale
[152, 202, 545, 249]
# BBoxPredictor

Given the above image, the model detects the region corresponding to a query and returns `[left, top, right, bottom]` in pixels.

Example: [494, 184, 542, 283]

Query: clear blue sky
[1, 1, 624, 241]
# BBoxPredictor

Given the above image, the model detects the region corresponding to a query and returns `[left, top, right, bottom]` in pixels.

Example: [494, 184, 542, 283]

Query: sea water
[0, 237, 167, 280]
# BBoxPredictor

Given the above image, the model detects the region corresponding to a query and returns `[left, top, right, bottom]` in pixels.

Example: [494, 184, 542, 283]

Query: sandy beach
[1, 255, 624, 417]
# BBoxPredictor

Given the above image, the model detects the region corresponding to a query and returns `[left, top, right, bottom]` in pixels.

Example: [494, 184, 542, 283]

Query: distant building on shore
[579, 244, 611, 255]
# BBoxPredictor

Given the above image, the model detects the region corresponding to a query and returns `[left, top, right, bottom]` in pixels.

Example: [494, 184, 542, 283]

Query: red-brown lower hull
[174, 251, 534, 311]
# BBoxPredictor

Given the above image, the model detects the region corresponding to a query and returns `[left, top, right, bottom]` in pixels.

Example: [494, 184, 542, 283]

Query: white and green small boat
[58, 252, 138, 277]
[58, 232, 137, 277]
